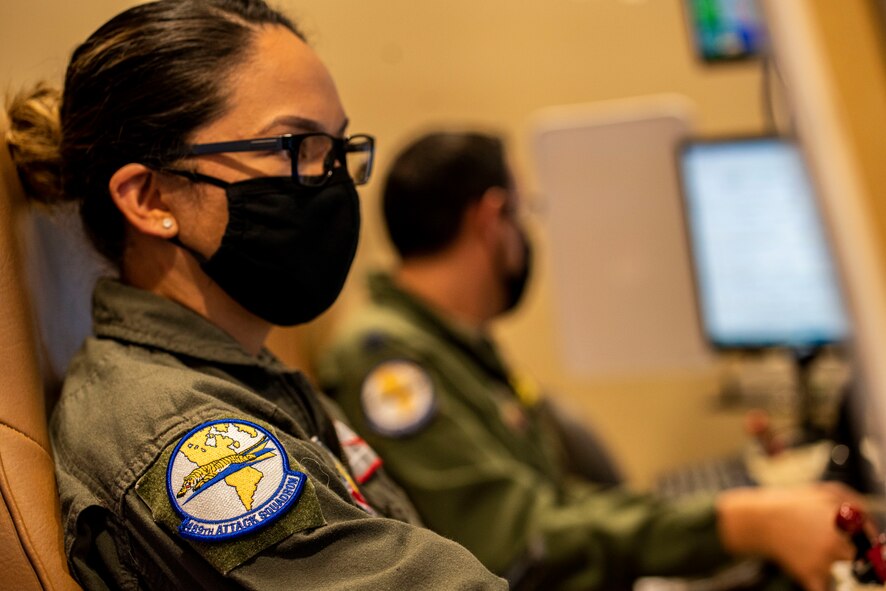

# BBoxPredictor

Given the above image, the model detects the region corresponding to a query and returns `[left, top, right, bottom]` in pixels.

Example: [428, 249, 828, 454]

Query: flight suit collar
[92, 278, 281, 369]
[367, 272, 511, 383]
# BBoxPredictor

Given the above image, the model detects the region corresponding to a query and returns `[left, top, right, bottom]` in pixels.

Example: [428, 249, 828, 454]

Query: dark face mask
[502, 229, 532, 314]
[175, 167, 360, 326]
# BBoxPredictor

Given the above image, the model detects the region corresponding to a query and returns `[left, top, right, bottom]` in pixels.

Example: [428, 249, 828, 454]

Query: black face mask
[174, 167, 360, 326]
[502, 229, 532, 314]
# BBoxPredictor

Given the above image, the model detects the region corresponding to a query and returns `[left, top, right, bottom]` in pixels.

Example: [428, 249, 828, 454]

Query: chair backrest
[0, 114, 80, 590]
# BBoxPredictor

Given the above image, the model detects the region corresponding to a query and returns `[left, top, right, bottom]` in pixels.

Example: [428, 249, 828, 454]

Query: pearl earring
[162, 218, 174, 230]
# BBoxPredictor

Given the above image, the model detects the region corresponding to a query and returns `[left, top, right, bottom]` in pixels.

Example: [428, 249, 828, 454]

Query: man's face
[494, 186, 532, 315]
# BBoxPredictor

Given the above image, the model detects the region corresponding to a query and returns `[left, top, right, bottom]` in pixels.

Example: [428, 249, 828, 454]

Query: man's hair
[383, 131, 508, 259]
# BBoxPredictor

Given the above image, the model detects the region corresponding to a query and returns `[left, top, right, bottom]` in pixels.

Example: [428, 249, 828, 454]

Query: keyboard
[654, 454, 756, 499]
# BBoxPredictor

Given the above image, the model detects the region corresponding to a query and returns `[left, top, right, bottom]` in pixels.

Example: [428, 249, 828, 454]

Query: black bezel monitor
[677, 136, 849, 350]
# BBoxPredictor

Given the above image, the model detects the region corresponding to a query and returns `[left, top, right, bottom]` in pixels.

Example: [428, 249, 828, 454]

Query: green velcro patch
[136, 420, 326, 574]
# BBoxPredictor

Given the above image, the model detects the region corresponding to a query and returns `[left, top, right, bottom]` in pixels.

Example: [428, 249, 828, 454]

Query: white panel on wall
[532, 95, 714, 377]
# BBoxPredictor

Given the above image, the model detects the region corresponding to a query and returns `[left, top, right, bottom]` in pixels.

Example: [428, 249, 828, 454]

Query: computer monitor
[682, 0, 766, 62]
[678, 136, 849, 350]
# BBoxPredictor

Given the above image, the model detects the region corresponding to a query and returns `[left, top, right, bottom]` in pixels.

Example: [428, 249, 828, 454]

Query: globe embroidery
[167, 419, 306, 541]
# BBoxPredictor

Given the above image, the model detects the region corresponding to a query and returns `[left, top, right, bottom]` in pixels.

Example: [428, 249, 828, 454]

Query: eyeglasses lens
[295, 134, 374, 186]
[345, 136, 373, 185]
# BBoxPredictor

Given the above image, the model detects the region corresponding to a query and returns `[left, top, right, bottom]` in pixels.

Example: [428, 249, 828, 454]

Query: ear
[108, 164, 178, 238]
[470, 186, 509, 243]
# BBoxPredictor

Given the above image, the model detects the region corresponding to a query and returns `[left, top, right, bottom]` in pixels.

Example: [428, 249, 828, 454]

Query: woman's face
[166, 25, 348, 259]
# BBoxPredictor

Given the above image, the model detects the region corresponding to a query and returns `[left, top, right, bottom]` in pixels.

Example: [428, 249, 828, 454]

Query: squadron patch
[361, 359, 436, 437]
[166, 419, 307, 541]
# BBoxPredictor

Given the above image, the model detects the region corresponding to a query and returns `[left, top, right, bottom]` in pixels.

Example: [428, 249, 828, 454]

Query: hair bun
[5, 82, 65, 205]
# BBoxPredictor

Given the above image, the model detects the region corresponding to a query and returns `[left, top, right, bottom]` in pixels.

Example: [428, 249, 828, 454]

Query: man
[319, 131, 859, 591]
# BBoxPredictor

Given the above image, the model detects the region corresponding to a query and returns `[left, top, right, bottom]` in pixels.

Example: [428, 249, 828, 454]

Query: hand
[716, 482, 864, 591]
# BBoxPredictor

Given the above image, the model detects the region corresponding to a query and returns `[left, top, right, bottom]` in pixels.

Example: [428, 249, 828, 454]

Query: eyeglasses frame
[179, 132, 375, 186]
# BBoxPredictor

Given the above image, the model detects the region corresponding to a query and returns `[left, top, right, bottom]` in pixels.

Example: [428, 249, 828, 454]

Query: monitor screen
[683, 0, 766, 62]
[678, 137, 849, 349]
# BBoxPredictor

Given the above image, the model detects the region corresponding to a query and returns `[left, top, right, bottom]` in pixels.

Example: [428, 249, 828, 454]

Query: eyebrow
[256, 115, 350, 137]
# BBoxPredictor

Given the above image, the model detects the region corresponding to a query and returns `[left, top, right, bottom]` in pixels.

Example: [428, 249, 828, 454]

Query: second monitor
[677, 136, 849, 350]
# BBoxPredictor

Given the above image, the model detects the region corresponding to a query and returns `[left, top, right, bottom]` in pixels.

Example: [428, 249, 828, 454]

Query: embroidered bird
[176, 436, 275, 499]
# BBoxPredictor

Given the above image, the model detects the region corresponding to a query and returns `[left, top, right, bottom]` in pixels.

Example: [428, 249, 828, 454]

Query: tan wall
[2, 0, 772, 487]
[807, 0, 886, 280]
[277, 0, 769, 488]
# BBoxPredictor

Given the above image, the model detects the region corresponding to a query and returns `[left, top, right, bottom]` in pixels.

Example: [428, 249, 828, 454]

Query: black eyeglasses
[179, 132, 375, 187]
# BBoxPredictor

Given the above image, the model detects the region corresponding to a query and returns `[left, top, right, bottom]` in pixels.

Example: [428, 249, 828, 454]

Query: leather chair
[0, 113, 80, 590]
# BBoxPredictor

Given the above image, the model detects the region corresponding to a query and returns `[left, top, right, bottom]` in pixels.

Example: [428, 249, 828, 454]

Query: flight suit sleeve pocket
[135, 418, 327, 574]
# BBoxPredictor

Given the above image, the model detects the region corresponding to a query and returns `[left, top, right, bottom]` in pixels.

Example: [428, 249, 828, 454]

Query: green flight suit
[319, 273, 735, 590]
[51, 278, 505, 590]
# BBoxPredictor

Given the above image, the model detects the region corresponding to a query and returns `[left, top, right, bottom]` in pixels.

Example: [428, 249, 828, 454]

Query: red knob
[835, 503, 886, 584]
[837, 503, 867, 535]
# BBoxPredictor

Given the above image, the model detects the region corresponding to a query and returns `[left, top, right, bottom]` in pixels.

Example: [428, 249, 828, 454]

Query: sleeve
[324, 340, 734, 590]
[67, 505, 135, 591]
[124, 418, 506, 591]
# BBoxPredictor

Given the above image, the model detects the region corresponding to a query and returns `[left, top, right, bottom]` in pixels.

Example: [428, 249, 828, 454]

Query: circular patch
[361, 360, 436, 437]
[166, 419, 306, 541]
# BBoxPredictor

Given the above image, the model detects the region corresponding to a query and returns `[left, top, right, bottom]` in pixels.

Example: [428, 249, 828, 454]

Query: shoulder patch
[137, 417, 326, 574]
[310, 434, 378, 515]
[361, 360, 436, 437]
[166, 419, 306, 541]
[333, 420, 383, 484]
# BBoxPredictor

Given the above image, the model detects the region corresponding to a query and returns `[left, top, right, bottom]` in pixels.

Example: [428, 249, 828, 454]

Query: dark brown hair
[383, 131, 509, 259]
[6, 0, 303, 264]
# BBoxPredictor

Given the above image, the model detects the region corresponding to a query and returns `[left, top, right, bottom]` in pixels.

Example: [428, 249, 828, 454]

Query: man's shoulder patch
[136, 417, 326, 574]
[360, 359, 436, 437]
[167, 419, 305, 541]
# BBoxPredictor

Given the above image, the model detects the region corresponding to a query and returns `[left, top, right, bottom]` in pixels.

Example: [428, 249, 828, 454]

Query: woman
[6, 1, 505, 588]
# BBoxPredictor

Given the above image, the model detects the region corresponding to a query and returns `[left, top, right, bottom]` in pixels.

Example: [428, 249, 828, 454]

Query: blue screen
[680, 138, 849, 348]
